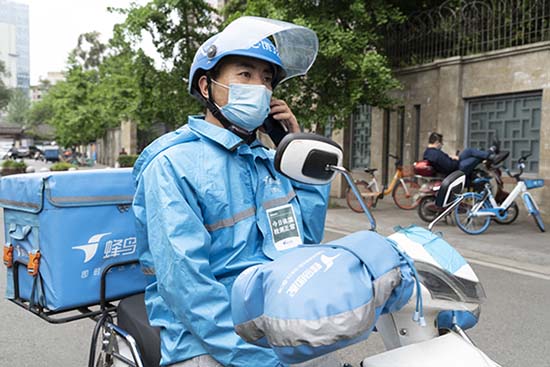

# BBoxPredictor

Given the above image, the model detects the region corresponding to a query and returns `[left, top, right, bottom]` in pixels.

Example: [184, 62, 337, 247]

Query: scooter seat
[117, 293, 161, 367]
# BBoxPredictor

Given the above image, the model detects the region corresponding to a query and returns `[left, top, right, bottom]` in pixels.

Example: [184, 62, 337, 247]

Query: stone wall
[96, 120, 137, 167]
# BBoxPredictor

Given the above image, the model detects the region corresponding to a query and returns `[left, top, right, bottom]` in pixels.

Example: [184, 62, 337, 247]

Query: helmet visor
[211, 16, 318, 83]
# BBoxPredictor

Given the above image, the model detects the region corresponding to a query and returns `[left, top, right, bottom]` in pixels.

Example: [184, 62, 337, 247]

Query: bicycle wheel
[346, 181, 374, 213]
[454, 192, 492, 235]
[392, 177, 421, 210]
[524, 195, 545, 232]
[417, 195, 440, 223]
[494, 201, 519, 225]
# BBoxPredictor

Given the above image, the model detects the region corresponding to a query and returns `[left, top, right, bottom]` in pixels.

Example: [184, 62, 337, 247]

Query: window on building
[467, 92, 541, 173]
[350, 105, 372, 169]
[324, 116, 334, 139]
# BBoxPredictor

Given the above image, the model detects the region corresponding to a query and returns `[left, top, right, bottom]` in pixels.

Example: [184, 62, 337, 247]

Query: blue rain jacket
[132, 116, 330, 366]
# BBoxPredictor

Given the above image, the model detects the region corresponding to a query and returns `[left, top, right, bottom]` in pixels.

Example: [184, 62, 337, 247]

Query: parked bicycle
[454, 153, 545, 234]
[346, 154, 420, 212]
[418, 162, 519, 225]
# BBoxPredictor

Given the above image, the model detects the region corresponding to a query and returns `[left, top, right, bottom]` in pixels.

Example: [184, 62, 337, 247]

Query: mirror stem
[428, 194, 465, 231]
[328, 165, 377, 231]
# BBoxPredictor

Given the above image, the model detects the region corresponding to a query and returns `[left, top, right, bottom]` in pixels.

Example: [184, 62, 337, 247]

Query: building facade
[0, 0, 30, 92]
[337, 0, 550, 220]
[30, 71, 65, 103]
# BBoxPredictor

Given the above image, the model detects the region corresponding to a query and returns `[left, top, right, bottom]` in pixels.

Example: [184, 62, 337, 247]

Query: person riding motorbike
[423, 132, 507, 176]
[132, 17, 331, 367]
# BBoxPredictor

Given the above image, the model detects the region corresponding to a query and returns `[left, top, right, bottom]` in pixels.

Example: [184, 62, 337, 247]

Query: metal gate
[466, 92, 541, 173]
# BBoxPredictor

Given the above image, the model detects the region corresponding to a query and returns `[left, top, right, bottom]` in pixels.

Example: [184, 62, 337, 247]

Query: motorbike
[412, 160, 445, 223]
[87, 134, 498, 367]
[2, 134, 501, 367]
[417, 158, 518, 225]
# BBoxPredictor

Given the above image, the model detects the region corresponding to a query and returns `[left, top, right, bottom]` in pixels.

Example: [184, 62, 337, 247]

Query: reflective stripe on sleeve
[205, 207, 256, 232]
[234, 268, 401, 347]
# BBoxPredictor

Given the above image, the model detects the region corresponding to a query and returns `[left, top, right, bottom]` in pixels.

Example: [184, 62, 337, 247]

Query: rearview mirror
[274, 133, 343, 185]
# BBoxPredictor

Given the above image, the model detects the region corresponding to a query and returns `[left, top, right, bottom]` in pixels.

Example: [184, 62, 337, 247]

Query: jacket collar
[188, 115, 250, 151]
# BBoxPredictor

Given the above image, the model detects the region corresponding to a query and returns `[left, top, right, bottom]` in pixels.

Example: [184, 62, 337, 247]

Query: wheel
[417, 195, 440, 223]
[89, 317, 116, 367]
[346, 181, 374, 213]
[392, 177, 421, 210]
[524, 195, 545, 232]
[494, 201, 519, 225]
[454, 192, 491, 235]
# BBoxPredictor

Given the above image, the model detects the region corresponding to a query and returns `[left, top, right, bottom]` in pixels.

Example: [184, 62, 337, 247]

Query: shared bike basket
[0, 169, 147, 321]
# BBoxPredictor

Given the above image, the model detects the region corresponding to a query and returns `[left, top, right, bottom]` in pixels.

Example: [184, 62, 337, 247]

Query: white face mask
[212, 79, 272, 132]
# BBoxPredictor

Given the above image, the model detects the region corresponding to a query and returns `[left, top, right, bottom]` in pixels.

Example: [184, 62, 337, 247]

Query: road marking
[465, 258, 550, 281]
[324, 227, 550, 281]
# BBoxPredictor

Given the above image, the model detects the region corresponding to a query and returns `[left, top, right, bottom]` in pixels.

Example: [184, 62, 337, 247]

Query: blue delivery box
[0, 168, 146, 311]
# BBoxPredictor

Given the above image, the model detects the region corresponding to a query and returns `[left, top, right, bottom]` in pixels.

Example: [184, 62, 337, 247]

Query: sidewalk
[325, 199, 550, 277]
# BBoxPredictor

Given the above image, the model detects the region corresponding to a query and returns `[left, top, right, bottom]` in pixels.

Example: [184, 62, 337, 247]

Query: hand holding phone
[263, 98, 298, 146]
[262, 115, 288, 147]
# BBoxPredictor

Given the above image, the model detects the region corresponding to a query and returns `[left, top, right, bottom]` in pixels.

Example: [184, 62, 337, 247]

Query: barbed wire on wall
[382, 0, 550, 67]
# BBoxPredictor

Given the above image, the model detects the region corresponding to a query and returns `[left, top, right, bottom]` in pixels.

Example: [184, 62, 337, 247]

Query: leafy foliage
[6, 88, 30, 125]
[50, 162, 77, 171]
[117, 154, 139, 167]
[110, 0, 219, 128]
[0, 60, 10, 111]
[2, 159, 27, 169]
[1, 160, 27, 176]
[41, 1, 217, 146]
[223, 0, 404, 128]
[41, 0, 405, 145]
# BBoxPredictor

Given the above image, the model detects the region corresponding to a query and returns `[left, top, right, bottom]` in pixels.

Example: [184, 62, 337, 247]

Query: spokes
[455, 192, 492, 234]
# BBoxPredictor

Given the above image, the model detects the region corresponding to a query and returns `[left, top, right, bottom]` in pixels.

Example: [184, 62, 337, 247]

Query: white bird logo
[72, 233, 111, 263]
[320, 254, 341, 272]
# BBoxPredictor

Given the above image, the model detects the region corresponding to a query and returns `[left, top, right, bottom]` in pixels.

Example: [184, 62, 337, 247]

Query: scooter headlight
[415, 261, 486, 305]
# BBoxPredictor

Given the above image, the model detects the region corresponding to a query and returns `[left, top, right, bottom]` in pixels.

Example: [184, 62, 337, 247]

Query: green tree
[28, 79, 55, 126]
[47, 64, 114, 147]
[111, 0, 218, 128]
[6, 88, 30, 125]
[71, 31, 108, 70]
[28, 98, 54, 126]
[223, 0, 404, 128]
[0, 60, 10, 110]
[44, 33, 116, 146]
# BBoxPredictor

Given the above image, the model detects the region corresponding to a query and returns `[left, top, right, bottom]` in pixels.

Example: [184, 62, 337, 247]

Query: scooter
[417, 158, 518, 225]
[2, 134, 500, 367]
[84, 134, 500, 367]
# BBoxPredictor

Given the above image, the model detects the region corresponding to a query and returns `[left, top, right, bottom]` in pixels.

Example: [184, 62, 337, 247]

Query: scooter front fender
[361, 332, 500, 367]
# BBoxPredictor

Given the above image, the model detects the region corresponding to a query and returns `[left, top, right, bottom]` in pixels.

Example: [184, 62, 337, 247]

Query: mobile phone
[262, 115, 289, 147]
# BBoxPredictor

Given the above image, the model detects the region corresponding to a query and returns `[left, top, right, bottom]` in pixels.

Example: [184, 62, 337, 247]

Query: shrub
[1, 160, 27, 176]
[118, 154, 138, 168]
[50, 162, 76, 171]
[2, 160, 27, 170]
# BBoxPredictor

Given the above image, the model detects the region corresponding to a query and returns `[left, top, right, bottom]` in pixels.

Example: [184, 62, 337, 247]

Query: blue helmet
[188, 16, 319, 103]
[189, 36, 286, 102]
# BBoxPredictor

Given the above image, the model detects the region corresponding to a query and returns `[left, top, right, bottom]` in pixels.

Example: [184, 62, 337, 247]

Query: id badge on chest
[266, 204, 302, 251]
